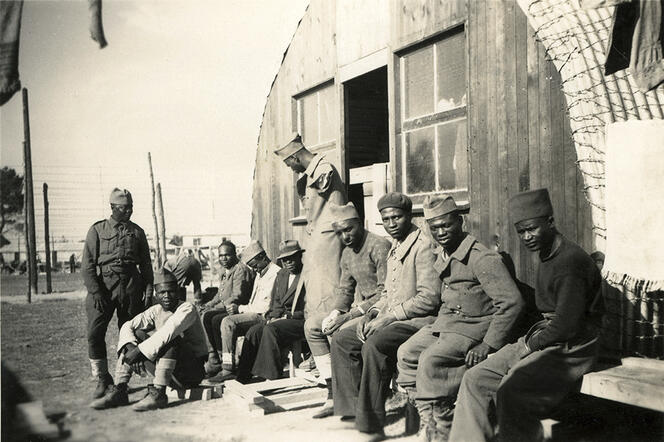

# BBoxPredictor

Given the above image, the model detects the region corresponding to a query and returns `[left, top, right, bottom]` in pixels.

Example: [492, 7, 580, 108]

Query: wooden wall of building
[251, 0, 594, 286]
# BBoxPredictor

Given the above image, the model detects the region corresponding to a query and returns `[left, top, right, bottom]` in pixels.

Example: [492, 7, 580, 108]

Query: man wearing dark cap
[396, 194, 524, 440]
[331, 192, 440, 439]
[164, 250, 203, 302]
[274, 133, 347, 321]
[449, 188, 603, 442]
[233, 240, 306, 383]
[82, 188, 154, 399]
[90, 268, 207, 411]
[306, 201, 391, 419]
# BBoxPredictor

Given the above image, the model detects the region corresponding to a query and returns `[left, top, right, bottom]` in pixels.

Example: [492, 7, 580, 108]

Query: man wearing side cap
[90, 268, 207, 411]
[396, 195, 524, 440]
[331, 192, 440, 440]
[214, 240, 281, 379]
[164, 249, 203, 302]
[82, 188, 154, 400]
[274, 133, 347, 326]
[449, 188, 603, 442]
[234, 240, 306, 383]
[307, 201, 391, 419]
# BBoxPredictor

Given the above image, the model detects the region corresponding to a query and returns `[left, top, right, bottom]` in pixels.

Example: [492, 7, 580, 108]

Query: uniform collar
[303, 153, 325, 180]
[108, 216, 124, 229]
[540, 233, 564, 262]
[390, 225, 420, 262]
[434, 233, 475, 275]
[352, 230, 369, 254]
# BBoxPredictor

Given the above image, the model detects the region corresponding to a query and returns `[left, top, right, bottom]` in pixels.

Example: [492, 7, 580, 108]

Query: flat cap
[508, 188, 553, 224]
[377, 192, 412, 213]
[274, 133, 305, 160]
[109, 188, 132, 205]
[423, 194, 469, 220]
[241, 240, 265, 264]
[276, 239, 304, 260]
[154, 268, 178, 286]
[329, 202, 360, 225]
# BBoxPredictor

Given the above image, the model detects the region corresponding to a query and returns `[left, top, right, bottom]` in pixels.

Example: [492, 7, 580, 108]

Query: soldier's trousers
[331, 322, 418, 433]
[304, 312, 361, 356]
[86, 275, 144, 359]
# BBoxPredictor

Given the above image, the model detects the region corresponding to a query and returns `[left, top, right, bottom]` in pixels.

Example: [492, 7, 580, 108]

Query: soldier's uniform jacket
[371, 226, 440, 329]
[432, 233, 524, 350]
[82, 217, 153, 298]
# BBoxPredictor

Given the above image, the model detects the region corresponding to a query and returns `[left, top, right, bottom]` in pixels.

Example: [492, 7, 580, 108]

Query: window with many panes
[397, 27, 467, 199]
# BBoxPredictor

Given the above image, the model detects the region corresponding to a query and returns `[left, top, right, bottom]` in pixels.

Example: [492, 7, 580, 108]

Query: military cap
[274, 133, 305, 160]
[276, 240, 304, 260]
[241, 240, 266, 264]
[508, 188, 553, 224]
[377, 192, 412, 213]
[329, 202, 360, 225]
[423, 194, 469, 220]
[154, 268, 178, 286]
[109, 188, 133, 205]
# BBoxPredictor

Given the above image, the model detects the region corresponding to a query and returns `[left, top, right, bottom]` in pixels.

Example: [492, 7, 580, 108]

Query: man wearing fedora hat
[274, 133, 347, 322]
[233, 240, 306, 383]
[449, 188, 603, 442]
[82, 187, 154, 400]
[213, 241, 281, 379]
[331, 192, 440, 440]
[305, 201, 391, 419]
[396, 194, 524, 440]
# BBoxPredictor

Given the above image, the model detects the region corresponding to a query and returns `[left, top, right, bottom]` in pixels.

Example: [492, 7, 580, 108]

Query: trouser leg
[304, 313, 330, 356]
[236, 323, 265, 382]
[355, 322, 418, 433]
[252, 319, 305, 380]
[331, 327, 364, 418]
[202, 309, 226, 352]
[220, 313, 263, 368]
[86, 291, 115, 362]
[115, 273, 145, 330]
[395, 325, 437, 389]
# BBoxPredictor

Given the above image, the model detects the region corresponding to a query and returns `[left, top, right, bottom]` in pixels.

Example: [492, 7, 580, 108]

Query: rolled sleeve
[117, 307, 158, 354]
[137, 303, 198, 361]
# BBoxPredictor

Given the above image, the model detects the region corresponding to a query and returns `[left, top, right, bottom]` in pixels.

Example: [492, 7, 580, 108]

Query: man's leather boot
[90, 383, 128, 409]
[93, 373, 114, 399]
[429, 399, 455, 441]
[132, 385, 168, 412]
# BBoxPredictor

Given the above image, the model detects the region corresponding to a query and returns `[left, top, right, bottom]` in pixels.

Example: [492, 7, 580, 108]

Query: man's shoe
[132, 385, 168, 412]
[90, 384, 128, 410]
[298, 355, 315, 372]
[357, 430, 385, 442]
[312, 401, 334, 419]
[92, 373, 114, 399]
[202, 369, 235, 384]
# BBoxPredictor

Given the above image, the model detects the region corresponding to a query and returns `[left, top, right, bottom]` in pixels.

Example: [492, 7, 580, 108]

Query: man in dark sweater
[449, 188, 603, 442]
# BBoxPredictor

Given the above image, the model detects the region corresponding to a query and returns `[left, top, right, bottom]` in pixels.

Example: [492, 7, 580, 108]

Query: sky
[0, 0, 309, 249]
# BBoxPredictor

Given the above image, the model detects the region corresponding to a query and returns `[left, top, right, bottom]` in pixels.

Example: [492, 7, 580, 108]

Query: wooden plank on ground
[224, 380, 265, 404]
[581, 364, 664, 412]
[166, 385, 222, 401]
[621, 357, 664, 371]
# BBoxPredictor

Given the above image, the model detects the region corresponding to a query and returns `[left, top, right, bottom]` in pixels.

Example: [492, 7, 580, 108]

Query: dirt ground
[1, 276, 663, 441]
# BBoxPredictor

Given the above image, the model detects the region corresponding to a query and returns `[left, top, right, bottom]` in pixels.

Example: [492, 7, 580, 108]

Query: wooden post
[156, 183, 167, 263]
[148, 153, 161, 267]
[23, 181, 31, 303]
[22, 88, 37, 299]
[43, 183, 52, 293]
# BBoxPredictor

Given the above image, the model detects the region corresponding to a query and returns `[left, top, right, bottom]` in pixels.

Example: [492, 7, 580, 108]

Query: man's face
[380, 207, 412, 241]
[427, 213, 464, 250]
[155, 284, 179, 312]
[111, 204, 133, 222]
[218, 245, 236, 269]
[281, 252, 303, 275]
[284, 155, 306, 173]
[246, 253, 269, 274]
[333, 218, 365, 249]
[515, 216, 555, 253]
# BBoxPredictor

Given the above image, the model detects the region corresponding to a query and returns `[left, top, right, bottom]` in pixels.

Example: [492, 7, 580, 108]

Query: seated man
[200, 241, 254, 373]
[90, 268, 208, 411]
[449, 189, 603, 442]
[235, 240, 306, 383]
[396, 195, 524, 440]
[306, 201, 390, 419]
[213, 241, 280, 379]
[331, 192, 441, 439]
[164, 249, 203, 302]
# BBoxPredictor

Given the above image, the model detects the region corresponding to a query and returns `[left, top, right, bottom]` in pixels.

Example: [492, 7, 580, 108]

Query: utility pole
[22, 88, 37, 299]
[43, 183, 52, 293]
[148, 153, 161, 267]
[156, 183, 167, 263]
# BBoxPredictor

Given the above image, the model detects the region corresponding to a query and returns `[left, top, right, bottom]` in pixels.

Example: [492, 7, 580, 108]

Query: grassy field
[1, 272, 84, 297]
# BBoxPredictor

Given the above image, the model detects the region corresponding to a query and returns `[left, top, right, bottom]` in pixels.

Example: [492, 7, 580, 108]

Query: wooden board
[166, 385, 222, 401]
[224, 377, 326, 415]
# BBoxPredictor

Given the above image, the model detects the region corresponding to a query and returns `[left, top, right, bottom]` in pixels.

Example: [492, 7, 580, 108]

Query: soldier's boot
[429, 399, 455, 442]
[93, 373, 114, 399]
[132, 385, 168, 412]
[90, 383, 129, 410]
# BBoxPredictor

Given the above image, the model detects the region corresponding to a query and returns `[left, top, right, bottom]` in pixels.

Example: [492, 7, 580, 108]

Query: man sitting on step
[90, 268, 207, 411]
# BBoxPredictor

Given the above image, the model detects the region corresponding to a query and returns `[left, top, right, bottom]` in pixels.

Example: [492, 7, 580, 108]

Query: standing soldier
[274, 133, 347, 326]
[82, 188, 154, 399]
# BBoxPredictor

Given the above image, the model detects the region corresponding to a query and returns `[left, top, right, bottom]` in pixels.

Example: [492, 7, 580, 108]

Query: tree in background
[0, 167, 24, 236]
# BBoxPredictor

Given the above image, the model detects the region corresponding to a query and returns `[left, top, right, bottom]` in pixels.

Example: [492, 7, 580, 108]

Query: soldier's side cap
[154, 268, 178, 286]
[329, 202, 360, 225]
[240, 240, 265, 264]
[508, 188, 553, 224]
[276, 239, 304, 260]
[274, 133, 305, 160]
[109, 188, 133, 205]
[423, 194, 469, 220]
[377, 192, 412, 213]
